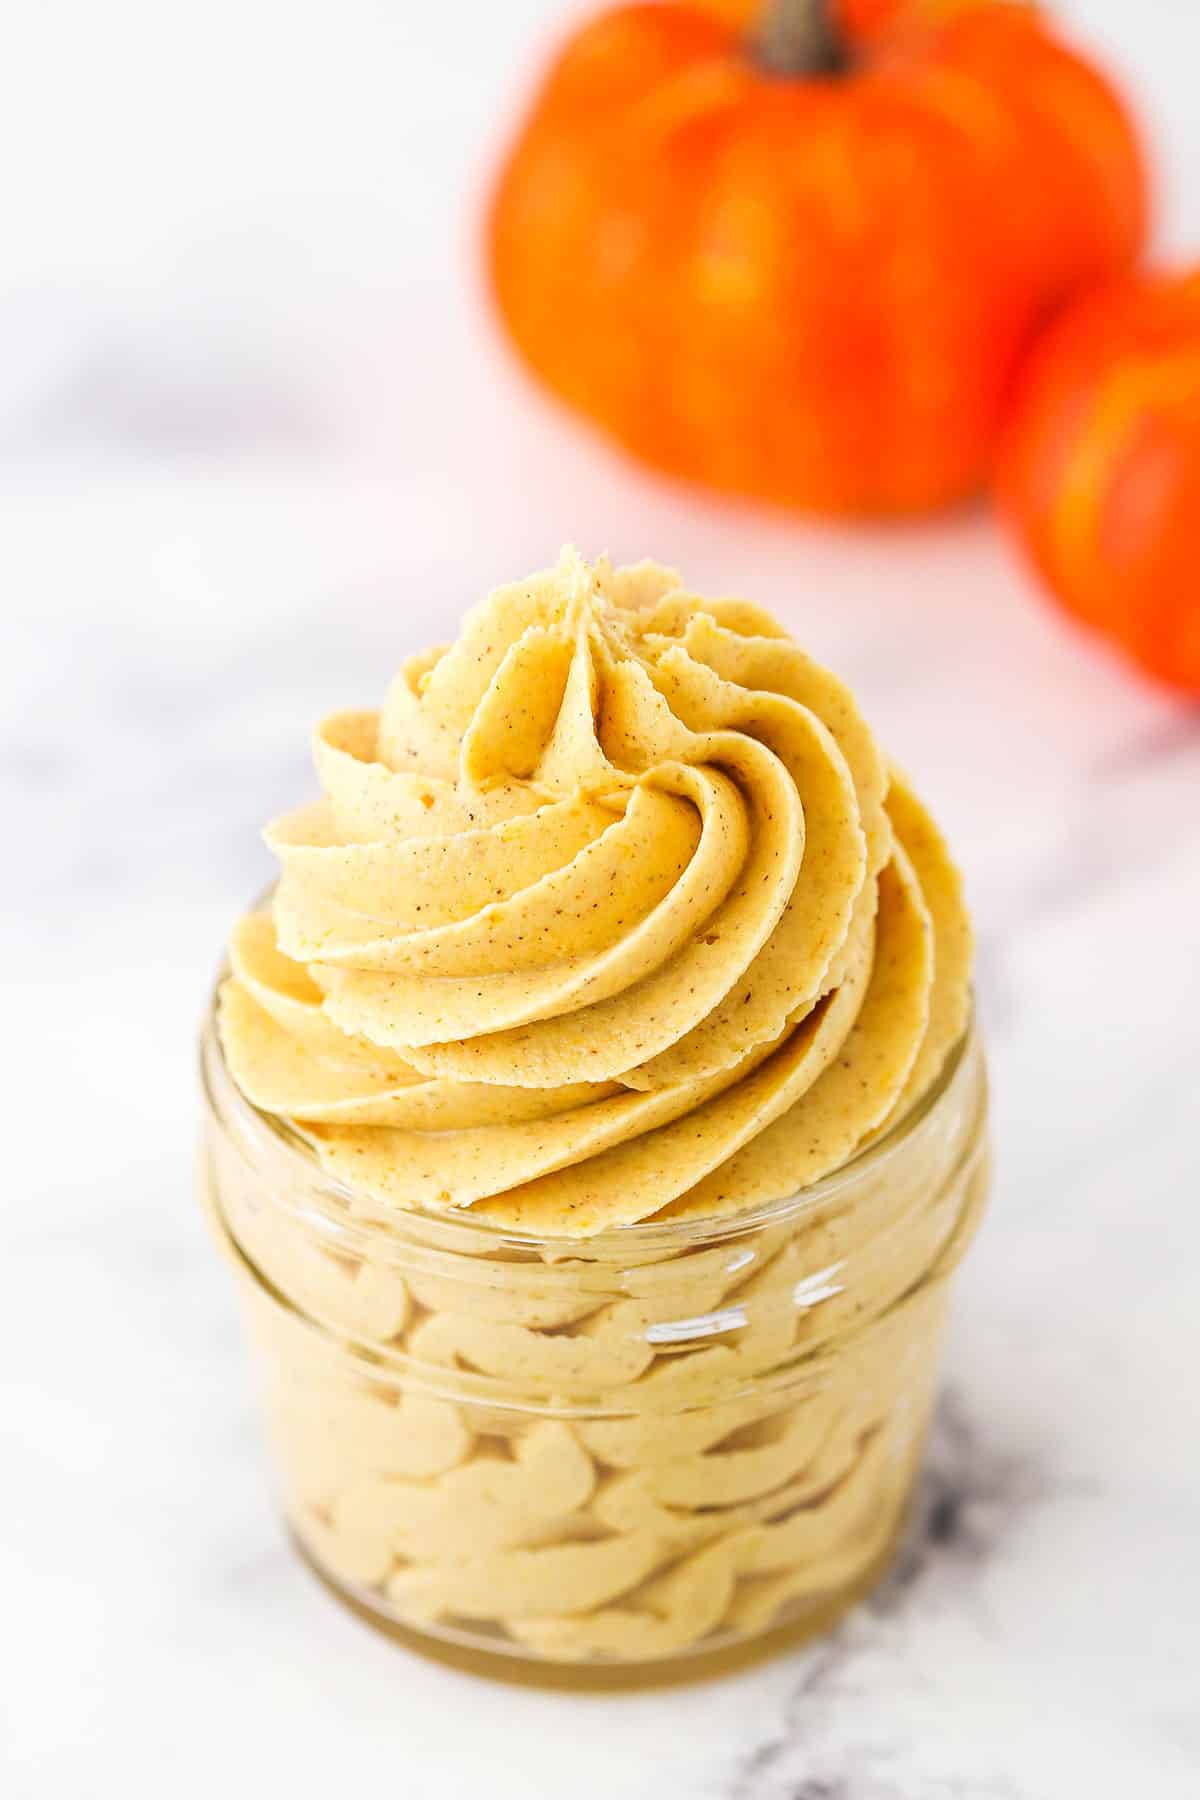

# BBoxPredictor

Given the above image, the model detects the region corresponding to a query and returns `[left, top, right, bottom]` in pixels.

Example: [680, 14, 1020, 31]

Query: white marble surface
[3, 2, 1199, 1794]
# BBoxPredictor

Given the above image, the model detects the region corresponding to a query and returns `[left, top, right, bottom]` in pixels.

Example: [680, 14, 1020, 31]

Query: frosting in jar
[218, 549, 972, 1234]
[206, 549, 990, 1665]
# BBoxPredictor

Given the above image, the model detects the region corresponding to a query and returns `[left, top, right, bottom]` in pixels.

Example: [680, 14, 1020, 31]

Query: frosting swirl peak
[220, 551, 971, 1234]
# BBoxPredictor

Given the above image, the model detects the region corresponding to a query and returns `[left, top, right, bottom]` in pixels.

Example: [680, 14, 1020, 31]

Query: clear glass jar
[198, 996, 988, 1682]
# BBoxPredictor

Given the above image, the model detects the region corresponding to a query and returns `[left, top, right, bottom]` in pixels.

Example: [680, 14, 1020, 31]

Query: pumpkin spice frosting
[219, 548, 972, 1235]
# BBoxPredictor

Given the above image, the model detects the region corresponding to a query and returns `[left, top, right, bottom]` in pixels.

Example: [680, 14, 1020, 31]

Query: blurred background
[4, 2, 1199, 1794]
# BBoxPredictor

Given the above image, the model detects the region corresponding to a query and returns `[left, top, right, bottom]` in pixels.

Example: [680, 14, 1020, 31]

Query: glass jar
[198, 996, 988, 1682]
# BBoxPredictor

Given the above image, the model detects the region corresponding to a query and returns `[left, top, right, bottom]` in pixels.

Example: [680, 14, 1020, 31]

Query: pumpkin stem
[756, 0, 849, 77]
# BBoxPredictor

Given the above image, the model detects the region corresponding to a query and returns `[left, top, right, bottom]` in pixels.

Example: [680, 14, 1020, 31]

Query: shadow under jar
[199, 998, 989, 1683]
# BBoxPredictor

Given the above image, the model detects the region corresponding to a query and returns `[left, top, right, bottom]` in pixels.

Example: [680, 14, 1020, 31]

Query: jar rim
[200, 970, 979, 1256]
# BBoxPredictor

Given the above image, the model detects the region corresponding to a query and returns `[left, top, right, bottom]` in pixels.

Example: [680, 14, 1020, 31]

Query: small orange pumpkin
[999, 268, 1200, 693]
[488, 0, 1147, 515]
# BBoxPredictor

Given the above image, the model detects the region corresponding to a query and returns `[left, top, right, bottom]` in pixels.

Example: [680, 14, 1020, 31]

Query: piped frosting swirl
[219, 550, 971, 1235]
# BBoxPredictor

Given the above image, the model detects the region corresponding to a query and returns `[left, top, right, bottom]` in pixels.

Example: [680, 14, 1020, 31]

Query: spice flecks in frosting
[219, 550, 971, 1232]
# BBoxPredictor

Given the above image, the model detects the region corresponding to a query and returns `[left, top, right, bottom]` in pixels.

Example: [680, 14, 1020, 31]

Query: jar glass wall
[199, 998, 988, 1678]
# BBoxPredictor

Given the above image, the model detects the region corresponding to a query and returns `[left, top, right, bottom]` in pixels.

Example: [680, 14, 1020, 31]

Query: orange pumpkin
[488, 0, 1147, 515]
[999, 268, 1200, 693]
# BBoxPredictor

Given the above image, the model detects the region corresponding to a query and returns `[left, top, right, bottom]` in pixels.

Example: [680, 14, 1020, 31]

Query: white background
[2, 4, 1198, 1797]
